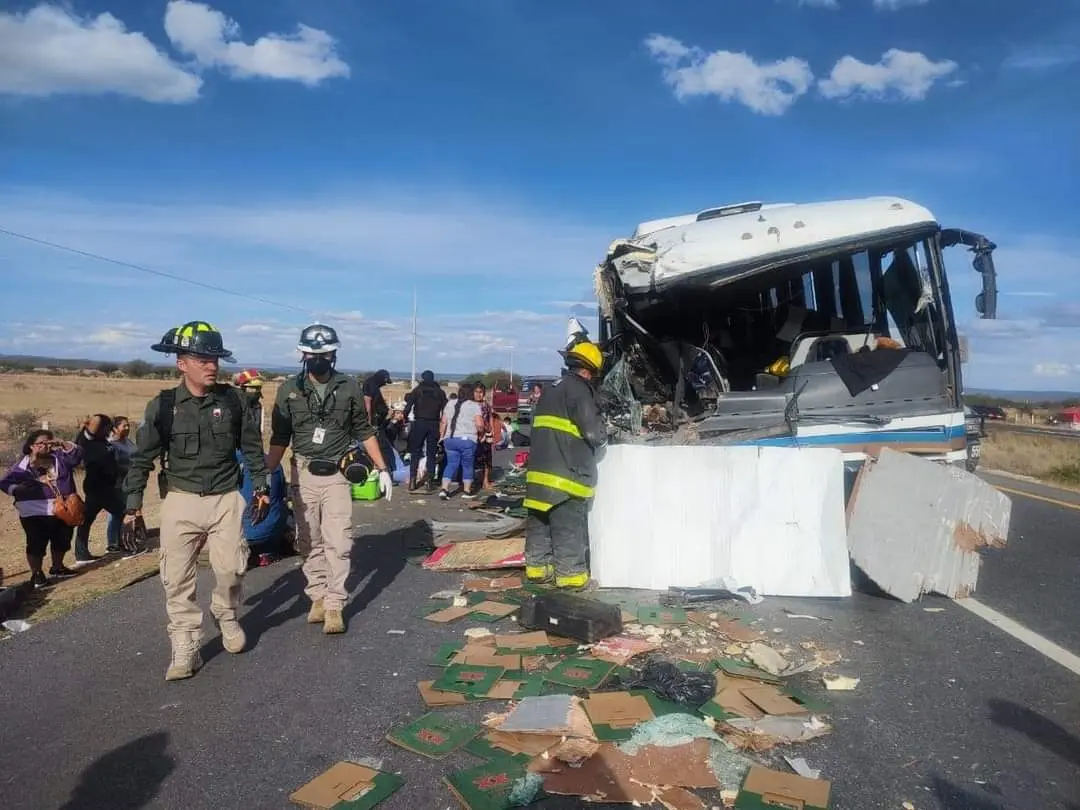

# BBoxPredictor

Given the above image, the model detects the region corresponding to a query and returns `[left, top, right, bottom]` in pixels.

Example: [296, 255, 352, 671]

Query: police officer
[522, 341, 607, 589]
[265, 323, 393, 635]
[122, 321, 270, 682]
[403, 370, 447, 493]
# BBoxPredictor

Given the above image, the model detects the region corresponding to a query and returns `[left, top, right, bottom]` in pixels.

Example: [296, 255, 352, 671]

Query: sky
[0, 0, 1078, 389]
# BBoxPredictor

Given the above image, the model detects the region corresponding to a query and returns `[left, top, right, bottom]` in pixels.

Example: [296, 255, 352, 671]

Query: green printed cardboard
[291, 762, 403, 810]
[463, 737, 531, 765]
[432, 664, 506, 696]
[431, 642, 466, 667]
[386, 712, 478, 759]
[445, 760, 531, 810]
[714, 658, 782, 685]
[544, 657, 616, 690]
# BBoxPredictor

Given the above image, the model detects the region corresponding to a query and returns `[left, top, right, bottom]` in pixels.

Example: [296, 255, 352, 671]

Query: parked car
[969, 404, 1007, 421]
[517, 376, 558, 423]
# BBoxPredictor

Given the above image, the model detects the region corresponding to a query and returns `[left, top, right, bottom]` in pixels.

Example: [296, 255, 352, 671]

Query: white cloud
[164, 0, 349, 85]
[236, 323, 274, 334]
[819, 49, 958, 101]
[873, 0, 929, 9]
[645, 34, 813, 116]
[1003, 45, 1080, 71]
[1034, 362, 1077, 379]
[0, 4, 201, 103]
[799, 0, 839, 7]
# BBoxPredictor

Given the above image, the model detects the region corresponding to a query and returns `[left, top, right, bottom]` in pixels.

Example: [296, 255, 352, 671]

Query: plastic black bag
[622, 660, 716, 707]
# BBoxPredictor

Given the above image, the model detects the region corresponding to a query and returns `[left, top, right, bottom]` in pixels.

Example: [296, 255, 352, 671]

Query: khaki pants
[294, 461, 354, 611]
[159, 490, 248, 639]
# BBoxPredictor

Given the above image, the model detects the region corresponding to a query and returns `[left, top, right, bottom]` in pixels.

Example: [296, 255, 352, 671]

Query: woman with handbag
[0, 429, 84, 589]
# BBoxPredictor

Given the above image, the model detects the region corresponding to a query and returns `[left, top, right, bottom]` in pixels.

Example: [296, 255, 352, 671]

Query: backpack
[155, 386, 243, 498]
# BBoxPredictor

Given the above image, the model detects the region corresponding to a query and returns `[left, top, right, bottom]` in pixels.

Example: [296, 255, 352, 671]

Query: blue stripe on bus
[740, 424, 965, 448]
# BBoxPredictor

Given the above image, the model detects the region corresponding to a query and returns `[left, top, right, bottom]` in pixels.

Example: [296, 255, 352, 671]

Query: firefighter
[522, 341, 607, 589]
[122, 321, 270, 681]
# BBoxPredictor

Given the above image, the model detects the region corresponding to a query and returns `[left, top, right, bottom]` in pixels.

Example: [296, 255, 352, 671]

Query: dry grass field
[980, 426, 1080, 487]
[0, 374, 420, 626]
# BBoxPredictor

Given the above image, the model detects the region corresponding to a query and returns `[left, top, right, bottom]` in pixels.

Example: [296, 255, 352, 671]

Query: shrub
[2, 409, 48, 440]
[122, 359, 155, 378]
[1048, 463, 1080, 486]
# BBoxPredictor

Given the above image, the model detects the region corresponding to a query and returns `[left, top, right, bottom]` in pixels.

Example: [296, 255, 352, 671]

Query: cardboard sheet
[735, 765, 831, 809]
[422, 539, 525, 571]
[847, 448, 1011, 602]
[289, 761, 403, 810]
[540, 740, 719, 802]
[588, 445, 851, 596]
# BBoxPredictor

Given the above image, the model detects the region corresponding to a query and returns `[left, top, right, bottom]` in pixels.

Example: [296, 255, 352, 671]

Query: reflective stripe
[533, 414, 582, 439]
[526, 470, 594, 499]
[523, 497, 553, 513]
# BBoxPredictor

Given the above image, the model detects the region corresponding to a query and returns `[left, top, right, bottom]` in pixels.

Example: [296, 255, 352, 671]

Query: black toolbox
[518, 591, 622, 643]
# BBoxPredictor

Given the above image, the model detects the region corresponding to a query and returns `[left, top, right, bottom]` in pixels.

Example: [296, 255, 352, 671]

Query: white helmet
[297, 323, 341, 355]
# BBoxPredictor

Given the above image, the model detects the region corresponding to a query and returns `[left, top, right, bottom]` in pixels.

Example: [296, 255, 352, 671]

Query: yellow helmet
[564, 341, 603, 373]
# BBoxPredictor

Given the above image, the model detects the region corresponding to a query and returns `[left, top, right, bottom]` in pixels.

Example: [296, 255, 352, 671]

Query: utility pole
[410, 288, 418, 388]
[509, 349, 515, 389]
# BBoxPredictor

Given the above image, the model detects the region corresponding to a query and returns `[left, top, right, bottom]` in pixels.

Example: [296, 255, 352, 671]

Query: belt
[296, 455, 338, 476]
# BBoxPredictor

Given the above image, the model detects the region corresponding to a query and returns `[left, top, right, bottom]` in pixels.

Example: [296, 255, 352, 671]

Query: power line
[0, 226, 314, 315]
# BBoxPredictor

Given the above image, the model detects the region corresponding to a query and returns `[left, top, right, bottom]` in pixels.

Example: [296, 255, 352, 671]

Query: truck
[490, 379, 519, 414]
[589, 196, 1000, 474]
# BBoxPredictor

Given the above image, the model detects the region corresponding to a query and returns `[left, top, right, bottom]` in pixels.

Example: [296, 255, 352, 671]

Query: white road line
[954, 597, 1080, 677]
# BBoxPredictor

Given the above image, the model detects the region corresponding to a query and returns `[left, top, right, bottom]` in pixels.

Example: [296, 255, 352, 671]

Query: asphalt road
[2, 470, 1079, 809]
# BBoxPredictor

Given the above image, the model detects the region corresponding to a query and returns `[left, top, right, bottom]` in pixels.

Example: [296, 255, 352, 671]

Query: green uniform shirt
[124, 382, 269, 510]
[270, 371, 377, 460]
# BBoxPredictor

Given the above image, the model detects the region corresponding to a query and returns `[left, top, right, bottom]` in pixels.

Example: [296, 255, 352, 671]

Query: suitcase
[518, 591, 622, 643]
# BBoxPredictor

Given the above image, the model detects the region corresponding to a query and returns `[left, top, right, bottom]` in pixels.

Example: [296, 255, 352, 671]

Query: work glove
[377, 470, 394, 502]
[249, 487, 271, 525]
[120, 510, 147, 554]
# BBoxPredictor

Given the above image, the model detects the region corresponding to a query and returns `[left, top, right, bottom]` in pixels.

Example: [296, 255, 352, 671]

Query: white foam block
[587, 444, 851, 597]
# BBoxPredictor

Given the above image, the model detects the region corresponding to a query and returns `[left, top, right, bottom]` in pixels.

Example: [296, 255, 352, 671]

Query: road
[1, 470, 1079, 809]
[989, 422, 1080, 441]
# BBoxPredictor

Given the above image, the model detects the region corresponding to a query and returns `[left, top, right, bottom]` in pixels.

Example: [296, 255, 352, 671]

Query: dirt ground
[0, 374, 420, 625]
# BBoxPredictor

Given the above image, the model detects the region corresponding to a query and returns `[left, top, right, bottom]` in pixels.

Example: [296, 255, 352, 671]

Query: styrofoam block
[587, 444, 851, 597]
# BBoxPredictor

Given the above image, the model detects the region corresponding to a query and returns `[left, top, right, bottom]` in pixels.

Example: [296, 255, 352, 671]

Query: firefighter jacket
[523, 372, 607, 513]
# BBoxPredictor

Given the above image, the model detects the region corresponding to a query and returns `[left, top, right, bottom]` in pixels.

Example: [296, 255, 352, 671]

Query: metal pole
[408, 289, 416, 390]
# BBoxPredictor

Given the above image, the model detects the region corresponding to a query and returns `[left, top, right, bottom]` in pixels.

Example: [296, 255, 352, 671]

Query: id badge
[312, 427, 326, 445]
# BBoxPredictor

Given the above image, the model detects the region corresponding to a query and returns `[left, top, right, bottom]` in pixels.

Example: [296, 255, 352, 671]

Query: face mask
[305, 356, 333, 377]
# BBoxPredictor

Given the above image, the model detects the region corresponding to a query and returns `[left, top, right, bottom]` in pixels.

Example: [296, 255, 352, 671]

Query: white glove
[378, 470, 394, 502]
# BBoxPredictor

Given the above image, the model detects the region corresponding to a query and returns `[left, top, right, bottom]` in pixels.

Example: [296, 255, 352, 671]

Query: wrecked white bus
[590, 196, 999, 474]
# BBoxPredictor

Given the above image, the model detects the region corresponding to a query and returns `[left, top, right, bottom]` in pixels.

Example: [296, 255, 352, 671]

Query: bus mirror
[958, 334, 970, 364]
[975, 293, 985, 316]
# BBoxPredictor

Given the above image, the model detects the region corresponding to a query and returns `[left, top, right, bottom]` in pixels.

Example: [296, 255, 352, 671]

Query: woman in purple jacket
[0, 429, 83, 589]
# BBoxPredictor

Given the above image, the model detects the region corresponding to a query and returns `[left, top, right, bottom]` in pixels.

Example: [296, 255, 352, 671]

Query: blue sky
[1, 0, 1078, 388]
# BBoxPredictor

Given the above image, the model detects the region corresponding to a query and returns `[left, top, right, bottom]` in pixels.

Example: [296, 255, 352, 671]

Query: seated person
[235, 449, 289, 561]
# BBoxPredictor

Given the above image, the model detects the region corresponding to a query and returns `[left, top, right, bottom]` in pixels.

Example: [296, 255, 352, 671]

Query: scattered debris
[422, 539, 525, 571]
[747, 643, 789, 677]
[784, 755, 822, 780]
[822, 674, 861, 691]
[386, 712, 479, 759]
[2, 619, 31, 633]
[428, 516, 526, 546]
[923, 607, 946, 613]
[386, 629, 406, 636]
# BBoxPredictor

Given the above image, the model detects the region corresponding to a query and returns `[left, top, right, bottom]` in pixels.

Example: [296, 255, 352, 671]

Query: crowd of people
[0, 415, 138, 589]
[1, 317, 606, 682]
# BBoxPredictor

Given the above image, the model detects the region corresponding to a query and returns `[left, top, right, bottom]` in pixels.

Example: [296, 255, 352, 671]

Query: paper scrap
[784, 755, 822, 779]
[747, 642, 789, 676]
[822, 673, 861, 691]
